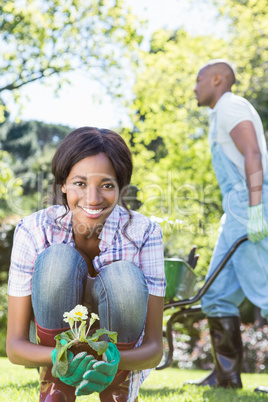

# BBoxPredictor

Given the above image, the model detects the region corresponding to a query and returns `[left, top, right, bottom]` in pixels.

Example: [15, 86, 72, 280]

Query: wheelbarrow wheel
[157, 331, 169, 369]
[157, 330, 175, 370]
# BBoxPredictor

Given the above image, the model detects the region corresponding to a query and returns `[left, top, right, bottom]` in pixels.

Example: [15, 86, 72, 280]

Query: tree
[0, 120, 72, 282]
[0, 119, 72, 215]
[208, 0, 268, 130]
[126, 1, 268, 277]
[0, 0, 143, 120]
[0, 119, 70, 163]
[123, 29, 227, 277]
[0, 150, 22, 217]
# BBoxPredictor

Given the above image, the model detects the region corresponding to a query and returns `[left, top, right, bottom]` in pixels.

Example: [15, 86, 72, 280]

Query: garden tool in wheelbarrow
[187, 245, 199, 270]
[158, 235, 248, 390]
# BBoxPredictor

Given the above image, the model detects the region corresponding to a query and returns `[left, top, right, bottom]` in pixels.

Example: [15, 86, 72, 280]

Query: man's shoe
[184, 316, 243, 388]
[254, 386, 268, 393]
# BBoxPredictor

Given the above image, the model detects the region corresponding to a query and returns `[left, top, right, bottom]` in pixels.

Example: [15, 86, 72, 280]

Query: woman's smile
[79, 206, 106, 218]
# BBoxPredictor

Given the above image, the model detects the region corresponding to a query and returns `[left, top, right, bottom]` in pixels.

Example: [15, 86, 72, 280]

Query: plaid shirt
[8, 204, 166, 401]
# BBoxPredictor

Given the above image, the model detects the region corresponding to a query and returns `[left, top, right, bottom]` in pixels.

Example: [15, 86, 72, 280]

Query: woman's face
[62, 152, 119, 238]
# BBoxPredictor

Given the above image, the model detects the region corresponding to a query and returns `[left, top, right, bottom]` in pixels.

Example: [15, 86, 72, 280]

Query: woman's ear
[62, 184, 67, 193]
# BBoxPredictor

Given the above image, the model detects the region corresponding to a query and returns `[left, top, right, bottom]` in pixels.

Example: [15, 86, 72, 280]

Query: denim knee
[32, 244, 88, 328]
[92, 261, 149, 342]
[201, 294, 241, 317]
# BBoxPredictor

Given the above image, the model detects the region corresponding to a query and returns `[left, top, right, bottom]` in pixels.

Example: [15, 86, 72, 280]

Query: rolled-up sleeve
[8, 221, 37, 297]
[139, 222, 166, 297]
[220, 98, 254, 133]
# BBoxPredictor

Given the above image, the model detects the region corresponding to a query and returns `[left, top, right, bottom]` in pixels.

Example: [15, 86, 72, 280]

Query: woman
[6, 127, 166, 402]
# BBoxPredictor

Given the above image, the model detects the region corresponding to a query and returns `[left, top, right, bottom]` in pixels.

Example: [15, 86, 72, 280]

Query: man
[190, 59, 268, 393]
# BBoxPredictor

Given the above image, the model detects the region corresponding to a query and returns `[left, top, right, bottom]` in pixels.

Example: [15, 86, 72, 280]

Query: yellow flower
[75, 311, 83, 317]
[71, 305, 88, 321]
[63, 305, 88, 324]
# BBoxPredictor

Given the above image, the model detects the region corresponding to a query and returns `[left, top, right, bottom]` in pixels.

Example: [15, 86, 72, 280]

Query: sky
[3, 0, 226, 129]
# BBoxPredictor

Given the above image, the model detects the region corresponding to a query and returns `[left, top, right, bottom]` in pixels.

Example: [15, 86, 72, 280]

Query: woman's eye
[103, 183, 115, 189]
[74, 182, 85, 187]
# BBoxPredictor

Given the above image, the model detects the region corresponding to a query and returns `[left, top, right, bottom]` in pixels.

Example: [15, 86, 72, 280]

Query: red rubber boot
[99, 340, 138, 402]
[36, 321, 76, 402]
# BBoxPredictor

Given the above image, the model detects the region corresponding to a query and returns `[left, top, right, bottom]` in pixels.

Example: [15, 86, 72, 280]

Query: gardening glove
[75, 343, 120, 396]
[247, 203, 268, 243]
[51, 339, 95, 386]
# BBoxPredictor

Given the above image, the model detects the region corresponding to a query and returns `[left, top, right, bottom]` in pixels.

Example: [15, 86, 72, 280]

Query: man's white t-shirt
[208, 92, 267, 178]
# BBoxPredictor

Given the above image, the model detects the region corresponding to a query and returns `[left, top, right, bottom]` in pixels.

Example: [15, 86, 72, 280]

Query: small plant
[52, 305, 117, 377]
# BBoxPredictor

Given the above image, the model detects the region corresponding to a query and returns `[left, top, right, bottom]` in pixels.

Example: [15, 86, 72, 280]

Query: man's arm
[230, 120, 268, 242]
[230, 120, 263, 206]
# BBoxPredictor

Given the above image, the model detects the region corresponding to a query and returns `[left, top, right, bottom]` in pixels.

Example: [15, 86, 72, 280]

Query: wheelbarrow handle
[164, 235, 248, 310]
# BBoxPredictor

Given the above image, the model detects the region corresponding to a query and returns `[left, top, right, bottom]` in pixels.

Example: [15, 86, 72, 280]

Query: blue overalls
[201, 112, 268, 319]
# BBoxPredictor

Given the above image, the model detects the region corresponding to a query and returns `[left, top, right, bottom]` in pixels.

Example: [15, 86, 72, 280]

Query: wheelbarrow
[157, 234, 248, 370]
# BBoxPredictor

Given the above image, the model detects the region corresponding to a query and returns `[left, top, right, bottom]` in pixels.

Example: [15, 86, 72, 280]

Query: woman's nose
[84, 186, 103, 205]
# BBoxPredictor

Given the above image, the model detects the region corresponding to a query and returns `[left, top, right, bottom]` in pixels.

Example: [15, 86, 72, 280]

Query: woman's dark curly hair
[51, 127, 136, 245]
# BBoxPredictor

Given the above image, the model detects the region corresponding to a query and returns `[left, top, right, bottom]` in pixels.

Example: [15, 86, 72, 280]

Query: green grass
[1, 357, 268, 401]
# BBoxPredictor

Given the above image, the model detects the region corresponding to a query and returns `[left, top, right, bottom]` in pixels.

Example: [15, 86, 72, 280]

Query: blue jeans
[201, 134, 268, 319]
[32, 244, 149, 342]
[201, 218, 268, 319]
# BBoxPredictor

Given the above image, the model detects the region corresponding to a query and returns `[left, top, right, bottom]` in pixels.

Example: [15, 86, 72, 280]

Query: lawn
[1, 357, 268, 401]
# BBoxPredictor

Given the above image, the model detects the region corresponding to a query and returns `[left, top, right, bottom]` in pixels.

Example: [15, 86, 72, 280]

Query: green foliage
[124, 29, 226, 278]
[0, 281, 8, 356]
[0, 120, 70, 165]
[125, 0, 268, 277]
[89, 328, 118, 344]
[0, 151, 22, 199]
[0, 0, 143, 106]
[0, 150, 23, 218]
[0, 224, 15, 278]
[0, 120, 73, 284]
[0, 104, 8, 123]
[207, 0, 268, 131]
[0, 120, 71, 217]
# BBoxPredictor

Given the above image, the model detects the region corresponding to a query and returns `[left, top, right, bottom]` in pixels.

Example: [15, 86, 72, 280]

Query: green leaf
[86, 340, 109, 356]
[54, 330, 73, 343]
[88, 328, 118, 343]
[52, 346, 69, 377]
[52, 334, 76, 377]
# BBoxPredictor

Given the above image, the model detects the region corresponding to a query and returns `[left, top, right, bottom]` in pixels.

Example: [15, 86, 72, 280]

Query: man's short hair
[204, 58, 236, 84]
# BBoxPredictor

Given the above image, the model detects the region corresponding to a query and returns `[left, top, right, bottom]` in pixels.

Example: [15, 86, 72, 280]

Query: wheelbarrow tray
[164, 258, 197, 301]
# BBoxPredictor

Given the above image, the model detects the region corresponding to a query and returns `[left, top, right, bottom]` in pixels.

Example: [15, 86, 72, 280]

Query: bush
[0, 223, 15, 278]
[241, 322, 268, 373]
[171, 319, 268, 373]
[0, 278, 8, 356]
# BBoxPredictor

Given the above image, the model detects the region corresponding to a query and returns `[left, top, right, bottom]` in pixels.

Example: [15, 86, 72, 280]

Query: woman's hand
[51, 341, 96, 387]
[75, 343, 120, 396]
[51, 339, 95, 387]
